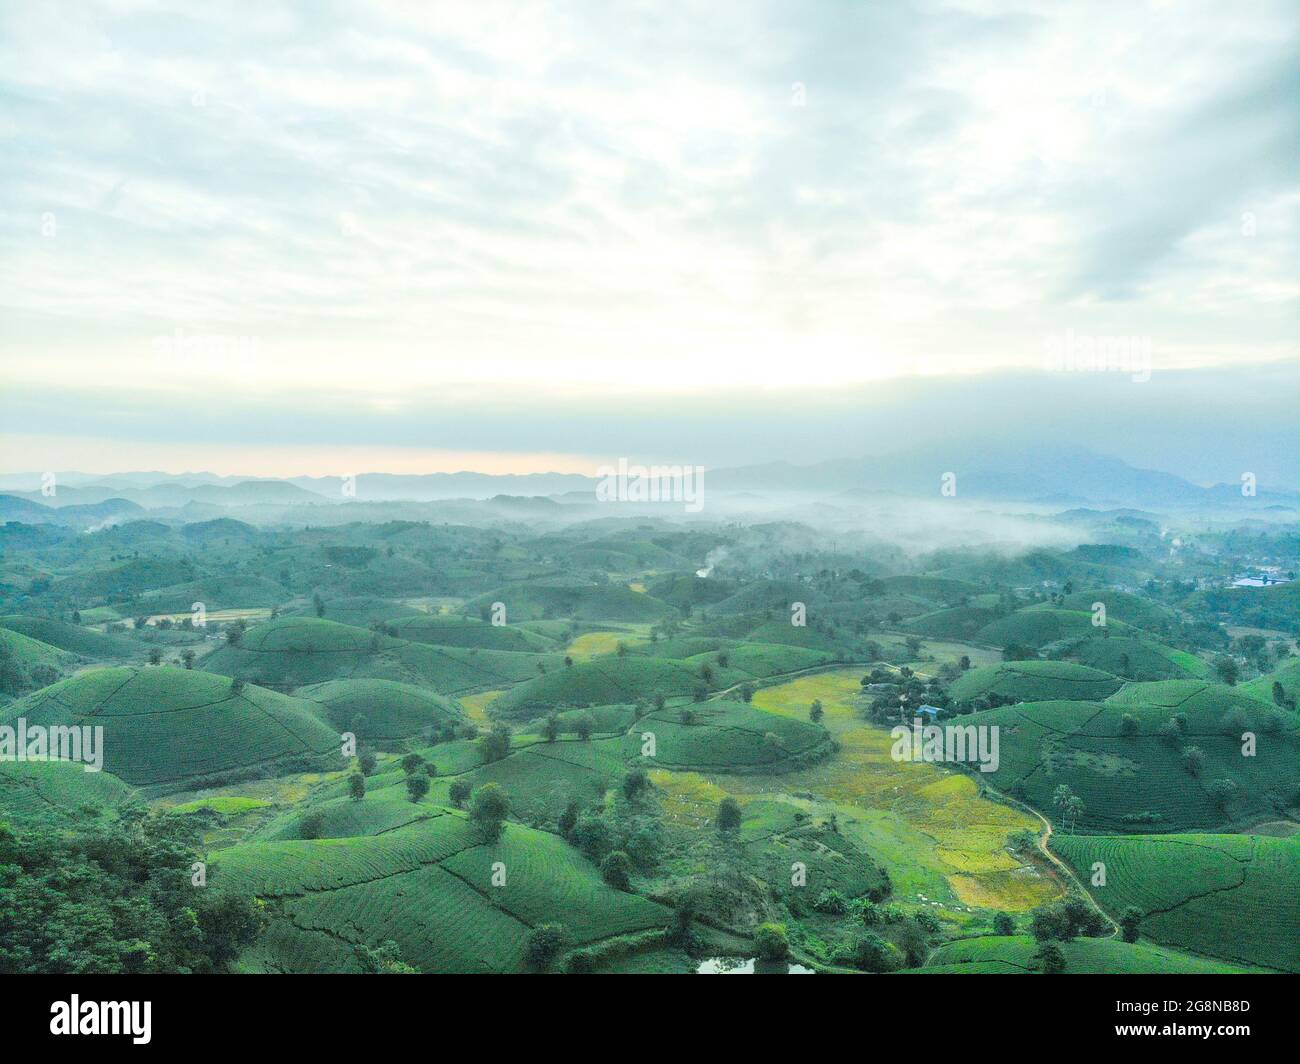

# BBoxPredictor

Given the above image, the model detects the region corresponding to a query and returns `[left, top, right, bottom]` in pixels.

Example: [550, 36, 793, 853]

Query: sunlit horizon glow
[1, 1, 1296, 476]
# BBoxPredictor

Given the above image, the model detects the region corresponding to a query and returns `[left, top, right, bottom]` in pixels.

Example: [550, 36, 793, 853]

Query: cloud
[0, 0, 1295, 462]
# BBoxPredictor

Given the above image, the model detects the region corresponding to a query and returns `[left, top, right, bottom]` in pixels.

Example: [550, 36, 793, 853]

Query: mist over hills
[3, 442, 1295, 531]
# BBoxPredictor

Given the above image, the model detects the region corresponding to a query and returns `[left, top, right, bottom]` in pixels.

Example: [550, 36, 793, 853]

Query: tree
[716, 797, 742, 836]
[470, 783, 510, 839]
[405, 773, 430, 803]
[1120, 906, 1143, 944]
[616, 641, 628, 657]
[348, 772, 366, 801]
[401, 752, 425, 775]
[525, 924, 567, 969]
[542, 712, 560, 743]
[181, 649, 195, 670]
[358, 750, 378, 776]
[1214, 656, 1239, 686]
[230, 677, 245, 695]
[959, 655, 971, 671]
[1120, 712, 1138, 737]
[355, 940, 415, 974]
[762, 731, 785, 762]
[1036, 942, 1066, 974]
[564, 655, 573, 668]
[621, 767, 649, 800]
[905, 635, 923, 657]
[1272, 681, 1288, 708]
[739, 683, 755, 703]
[224, 624, 243, 646]
[448, 777, 472, 808]
[557, 798, 580, 837]
[851, 931, 897, 973]
[993, 912, 1015, 936]
[754, 922, 788, 961]
[600, 850, 632, 890]
[313, 593, 325, 618]
[148, 648, 162, 666]
[1182, 746, 1206, 777]
[1208, 777, 1237, 808]
[479, 722, 511, 763]
[809, 699, 824, 724]
[573, 712, 594, 741]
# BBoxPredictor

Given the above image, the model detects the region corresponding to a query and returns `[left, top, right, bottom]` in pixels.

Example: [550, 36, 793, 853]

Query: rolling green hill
[1055, 635, 1208, 681]
[968, 691, 1298, 833]
[0, 759, 136, 825]
[0, 615, 141, 660]
[215, 815, 670, 973]
[464, 581, 678, 623]
[975, 608, 1137, 649]
[948, 660, 1124, 703]
[1052, 834, 1300, 972]
[919, 934, 1257, 974]
[489, 656, 702, 719]
[385, 613, 555, 651]
[1, 667, 343, 786]
[202, 616, 563, 693]
[625, 699, 835, 773]
[295, 678, 462, 740]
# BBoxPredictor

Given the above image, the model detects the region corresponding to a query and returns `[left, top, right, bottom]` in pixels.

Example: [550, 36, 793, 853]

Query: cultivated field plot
[1052, 834, 1300, 972]
[653, 669, 1059, 914]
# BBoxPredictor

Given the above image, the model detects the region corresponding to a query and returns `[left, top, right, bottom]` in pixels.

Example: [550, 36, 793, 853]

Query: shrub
[526, 924, 567, 969]
[753, 922, 788, 961]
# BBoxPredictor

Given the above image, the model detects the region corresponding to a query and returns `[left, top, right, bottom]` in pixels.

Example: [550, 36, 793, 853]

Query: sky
[1, 0, 1297, 481]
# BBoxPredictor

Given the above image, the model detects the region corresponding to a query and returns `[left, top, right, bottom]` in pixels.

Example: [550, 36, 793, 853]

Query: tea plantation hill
[916, 935, 1263, 974]
[295, 678, 462, 740]
[0, 758, 136, 826]
[0, 615, 141, 660]
[946, 660, 1124, 704]
[462, 579, 679, 623]
[624, 699, 837, 773]
[1, 666, 342, 788]
[211, 815, 672, 973]
[1053, 834, 1300, 972]
[201, 616, 565, 694]
[282, 594, 424, 629]
[964, 684, 1299, 834]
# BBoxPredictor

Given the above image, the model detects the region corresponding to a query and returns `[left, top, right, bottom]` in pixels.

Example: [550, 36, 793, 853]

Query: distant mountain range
[1, 443, 1296, 526]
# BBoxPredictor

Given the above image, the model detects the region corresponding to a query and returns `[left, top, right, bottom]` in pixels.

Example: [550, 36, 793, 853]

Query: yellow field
[628, 582, 646, 593]
[458, 689, 503, 723]
[752, 671, 863, 722]
[146, 607, 272, 625]
[565, 631, 647, 661]
[671, 669, 1059, 913]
